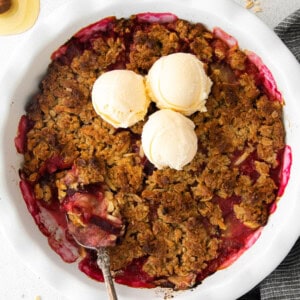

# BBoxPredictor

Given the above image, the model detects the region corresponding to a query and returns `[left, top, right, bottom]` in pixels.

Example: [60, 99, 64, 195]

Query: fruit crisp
[15, 13, 288, 290]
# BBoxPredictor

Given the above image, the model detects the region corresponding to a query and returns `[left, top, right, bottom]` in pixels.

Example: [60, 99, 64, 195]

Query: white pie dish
[0, 0, 300, 299]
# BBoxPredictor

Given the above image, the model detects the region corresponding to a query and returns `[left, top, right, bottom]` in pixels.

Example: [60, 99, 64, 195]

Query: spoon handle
[97, 247, 118, 300]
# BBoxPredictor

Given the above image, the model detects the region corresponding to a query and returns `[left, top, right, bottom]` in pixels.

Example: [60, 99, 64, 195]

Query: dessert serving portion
[15, 12, 291, 291]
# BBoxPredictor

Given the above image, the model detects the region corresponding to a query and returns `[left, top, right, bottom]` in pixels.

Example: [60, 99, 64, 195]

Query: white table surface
[0, 0, 300, 299]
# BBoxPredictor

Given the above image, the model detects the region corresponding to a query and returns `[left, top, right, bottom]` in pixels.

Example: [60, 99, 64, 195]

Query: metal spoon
[67, 216, 118, 300]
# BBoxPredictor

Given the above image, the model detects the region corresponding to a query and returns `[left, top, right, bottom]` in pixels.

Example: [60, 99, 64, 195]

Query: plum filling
[15, 115, 33, 154]
[277, 145, 292, 197]
[114, 257, 156, 288]
[63, 189, 123, 248]
[19, 179, 79, 263]
[246, 50, 283, 102]
[15, 13, 291, 290]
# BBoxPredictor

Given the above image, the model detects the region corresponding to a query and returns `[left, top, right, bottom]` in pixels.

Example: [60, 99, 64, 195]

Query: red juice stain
[115, 257, 155, 288]
[79, 252, 104, 282]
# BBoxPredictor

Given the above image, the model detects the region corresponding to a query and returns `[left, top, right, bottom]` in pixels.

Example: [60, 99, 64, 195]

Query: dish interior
[1, 1, 300, 300]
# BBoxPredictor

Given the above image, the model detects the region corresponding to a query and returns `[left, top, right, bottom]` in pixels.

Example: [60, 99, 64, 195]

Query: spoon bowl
[66, 215, 119, 300]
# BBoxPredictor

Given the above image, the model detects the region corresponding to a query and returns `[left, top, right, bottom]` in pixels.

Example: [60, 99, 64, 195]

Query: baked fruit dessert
[15, 13, 291, 290]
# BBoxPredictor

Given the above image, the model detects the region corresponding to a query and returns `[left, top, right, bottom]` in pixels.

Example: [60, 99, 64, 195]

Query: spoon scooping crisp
[64, 191, 124, 300]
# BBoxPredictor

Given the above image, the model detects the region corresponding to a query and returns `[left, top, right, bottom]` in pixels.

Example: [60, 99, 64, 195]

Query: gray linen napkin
[259, 8, 300, 300]
[238, 9, 300, 300]
[260, 239, 300, 299]
[274, 9, 300, 63]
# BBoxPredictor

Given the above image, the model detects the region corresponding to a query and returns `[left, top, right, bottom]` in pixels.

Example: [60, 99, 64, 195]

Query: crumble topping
[18, 15, 285, 290]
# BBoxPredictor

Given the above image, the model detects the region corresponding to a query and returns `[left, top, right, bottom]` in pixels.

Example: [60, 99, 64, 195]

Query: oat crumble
[17, 14, 285, 290]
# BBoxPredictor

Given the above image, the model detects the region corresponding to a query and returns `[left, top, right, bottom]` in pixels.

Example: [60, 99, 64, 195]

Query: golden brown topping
[19, 16, 285, 290]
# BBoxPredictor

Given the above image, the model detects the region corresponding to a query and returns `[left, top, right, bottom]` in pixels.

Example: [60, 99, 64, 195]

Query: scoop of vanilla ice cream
[147, 53, 212, 116]
[92, 70, 149, 128]
[141, 109, 198, 170]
